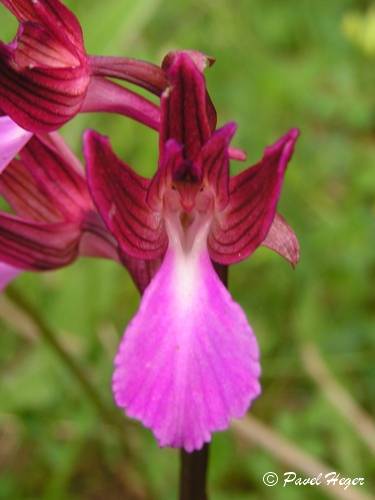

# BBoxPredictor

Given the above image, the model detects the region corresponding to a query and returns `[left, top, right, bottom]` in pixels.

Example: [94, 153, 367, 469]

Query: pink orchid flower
[85, 51, 300, 451]
[0, 0, 166, 171]
[0, 131, 120, 288]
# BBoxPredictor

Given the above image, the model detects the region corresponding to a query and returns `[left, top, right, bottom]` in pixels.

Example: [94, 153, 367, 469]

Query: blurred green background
[0, 0, 374, 499]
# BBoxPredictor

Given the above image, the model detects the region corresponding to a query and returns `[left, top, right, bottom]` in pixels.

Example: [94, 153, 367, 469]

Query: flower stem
[179, 445, 209, 500]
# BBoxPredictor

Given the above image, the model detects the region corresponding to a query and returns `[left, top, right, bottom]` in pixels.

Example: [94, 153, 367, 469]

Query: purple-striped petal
[0, 115, 32, 173]
[0, 134, 90, 221]
[0, 0, 89, 132]
[113, 244, 260, 452]
[1, 0, 85, 51]
[85, 130, 168, 260]
[0, 213, 81, 270]
[199, 123, 237, 211]
[262, 213, 300, 266]
[0, 262, 22, 290]
[20, 134, 91, 219]
[0, 158, 60, 222]
[81, 77, 160, 131]
[208, 128, 299, 265]
[160, 51, 214, 160]
[89, 56, 167, 96]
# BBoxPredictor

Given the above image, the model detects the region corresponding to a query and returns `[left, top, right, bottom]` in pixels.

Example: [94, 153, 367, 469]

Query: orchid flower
[0, 132, 120, 289]
[85, 51, 300, 451]
[0, 0, 166, 171]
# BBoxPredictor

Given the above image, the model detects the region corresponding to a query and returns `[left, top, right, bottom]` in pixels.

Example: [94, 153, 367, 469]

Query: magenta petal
[0, 158, 60, 222]
[113, 247, 261, 452]
[0, 213, 81, 270]
[0, 0, 89, 132]
[228, 146, 246, 162]
[199, 122, 237, 210]
[262, 213, 300, 266]
[208, 128, 299, 265]
[0, 134, 90, 221]
[1, 0, 85, 52]
[89, 56, 167, 96]
[81, 77, 160, 131]
[0, 115, 32, 173]
[0, 262, 22, 291]
[85, 130, 168, 260]
[20, 134, 91, 219]
[160, 52, 213, 160]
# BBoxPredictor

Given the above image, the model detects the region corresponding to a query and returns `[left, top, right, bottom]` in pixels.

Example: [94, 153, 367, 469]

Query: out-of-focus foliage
[343, 5, 375, 55]
[0, 0, 374, 499]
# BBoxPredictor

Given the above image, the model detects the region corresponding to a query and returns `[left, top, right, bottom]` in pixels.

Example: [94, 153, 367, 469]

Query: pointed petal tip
[289, 127, 300, 140]
[83, 129, 111, 163]
[218, 121, 238, 141]
[83, 128, 106, 144]
[262, 214, 300, 267]
[265, 127, 300, 158]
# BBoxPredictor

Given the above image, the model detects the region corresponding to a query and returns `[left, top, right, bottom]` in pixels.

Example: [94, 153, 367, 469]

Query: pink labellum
[0, 262, 22, 290]
[0, 115, 32, 173]
[113, 244, 260, 452]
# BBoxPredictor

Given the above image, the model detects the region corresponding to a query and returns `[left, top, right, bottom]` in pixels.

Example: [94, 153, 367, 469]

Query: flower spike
[84, 50, 300, 451]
